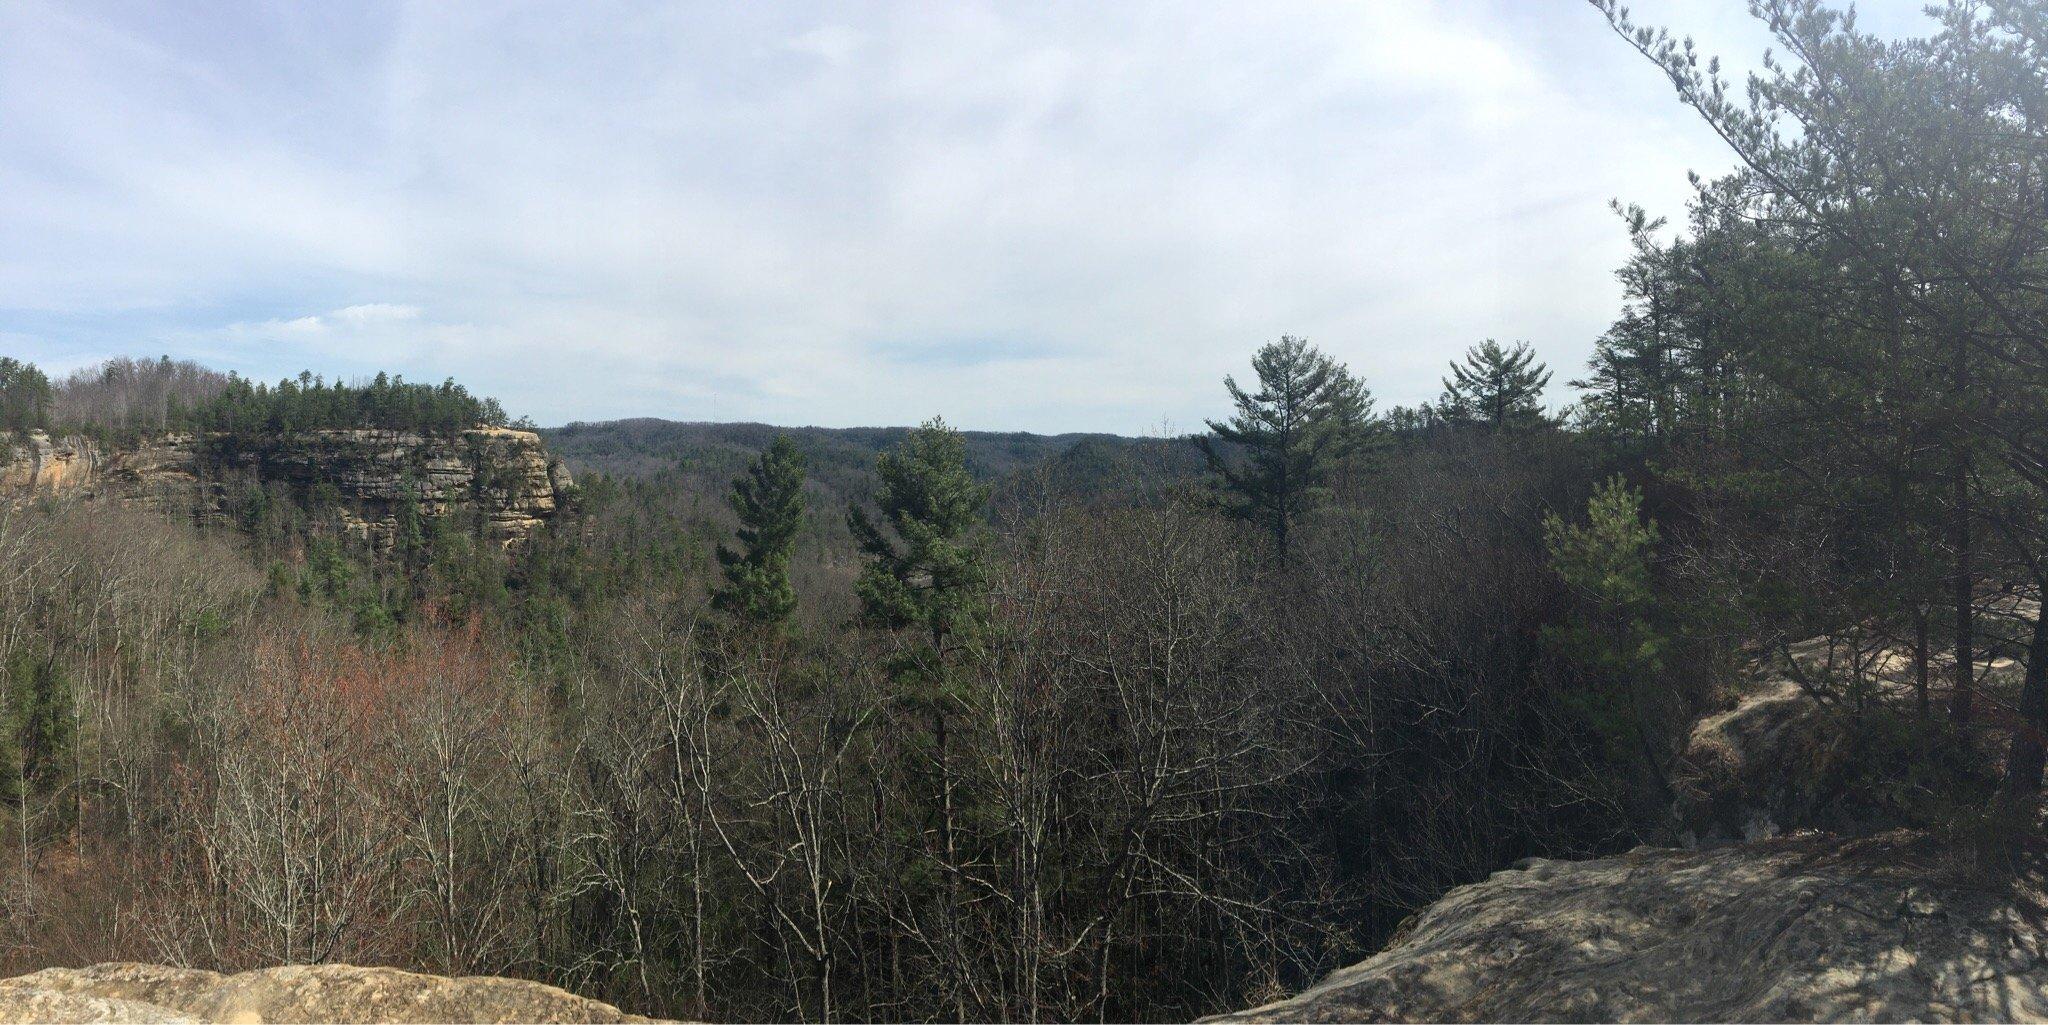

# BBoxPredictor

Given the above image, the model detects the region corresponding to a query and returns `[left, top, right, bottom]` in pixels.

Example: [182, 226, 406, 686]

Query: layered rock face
[0, 963, 654, 1024]
[0, 431, 99, 497]
[1206, 830, 2047, 1023]
[210, 427, 574, 550]
[1, 427, 573, 548]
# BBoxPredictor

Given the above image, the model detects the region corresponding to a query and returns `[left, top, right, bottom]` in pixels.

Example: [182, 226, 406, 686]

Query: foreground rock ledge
[0, 962, 656, 1024]
[1205, 831, 2048, 1023]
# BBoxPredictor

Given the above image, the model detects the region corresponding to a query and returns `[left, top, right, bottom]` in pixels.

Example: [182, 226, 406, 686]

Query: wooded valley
[2, 1, 2047, 1021]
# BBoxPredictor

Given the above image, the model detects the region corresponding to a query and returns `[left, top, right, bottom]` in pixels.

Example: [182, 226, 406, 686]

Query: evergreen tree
[1, 649, 74, 811]
[1543, 477, 1672, 801]
[0, 358, 51, 435]
[1196, 336, 1373, 559]
[713, 435, 809, 629]
[847, 417, 992, 1008]
[849, 418, 989, 648]
[1599, 0, 2048, 747]
[1439, 339, 1552, 431]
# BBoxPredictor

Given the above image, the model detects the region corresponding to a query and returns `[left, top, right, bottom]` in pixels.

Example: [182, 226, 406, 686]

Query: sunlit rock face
[0, 962, 658, 1024]
[1, 431, 100, 497]
[3, 426, 574, 549]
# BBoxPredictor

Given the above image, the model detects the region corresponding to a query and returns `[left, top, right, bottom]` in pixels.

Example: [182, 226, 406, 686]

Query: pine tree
[1438, 339, 1552, 432]
[2, 648, 75, 856]
[0, 358, 51, 435]
[713, 435, 809, 629]
[848, 418, 989, 649]
[1543, 476, 1671, 801]
[848, 417, 991, 1004]
[1196, 336, 1372, 560]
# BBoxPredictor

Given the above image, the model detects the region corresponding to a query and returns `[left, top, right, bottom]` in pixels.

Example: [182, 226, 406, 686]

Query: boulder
[0, 963, 656, 1024]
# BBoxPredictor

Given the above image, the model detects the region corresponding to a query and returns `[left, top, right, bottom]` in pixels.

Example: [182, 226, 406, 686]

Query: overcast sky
[1, 1, 1937, 433]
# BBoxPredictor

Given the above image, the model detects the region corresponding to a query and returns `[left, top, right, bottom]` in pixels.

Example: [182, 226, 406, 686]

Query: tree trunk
[2000, 593, 2048, 799]
[1949, 453, 1975, 724]
[1913, 607, 1931, 717]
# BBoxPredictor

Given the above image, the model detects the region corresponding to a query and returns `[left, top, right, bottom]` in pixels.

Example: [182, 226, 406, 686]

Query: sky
[0, 1, 1939, 434]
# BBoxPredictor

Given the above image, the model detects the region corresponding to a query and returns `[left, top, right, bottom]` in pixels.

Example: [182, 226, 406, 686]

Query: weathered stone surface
[1205, 830, 2047, 1023]
[0, 963, 655, 1024]
[2, 427, 573, 548]
[0, 431, 100, 497]
[213, 427, 573, 550]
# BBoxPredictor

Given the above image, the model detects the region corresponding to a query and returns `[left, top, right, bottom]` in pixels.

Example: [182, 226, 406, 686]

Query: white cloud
[0, 0, 1944, 431]
[786, 25, 864, 65]
[332, 303, 421, 326]
[227, 304, 417, 338]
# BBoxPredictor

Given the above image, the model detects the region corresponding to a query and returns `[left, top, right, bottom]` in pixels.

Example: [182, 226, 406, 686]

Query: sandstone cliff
[1, 431, 99, 497]
[1, 427, 573, 548]
[0, 963, 655, 1024]
[1206, 830, 2046, 1023]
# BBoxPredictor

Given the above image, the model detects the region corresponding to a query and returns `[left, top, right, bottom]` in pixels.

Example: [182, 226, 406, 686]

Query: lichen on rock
[0, 963, 658, 1024]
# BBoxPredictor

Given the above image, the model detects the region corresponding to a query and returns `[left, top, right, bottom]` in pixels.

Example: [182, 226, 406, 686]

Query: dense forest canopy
[0, 358, 50, 435]
[3, 1, 2047, 1022]
[0, 356, 516, 443]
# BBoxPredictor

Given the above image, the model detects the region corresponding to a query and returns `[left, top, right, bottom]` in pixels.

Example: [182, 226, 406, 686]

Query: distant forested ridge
[543, 417, 1178, 487]
[541, 417, 1205, 549]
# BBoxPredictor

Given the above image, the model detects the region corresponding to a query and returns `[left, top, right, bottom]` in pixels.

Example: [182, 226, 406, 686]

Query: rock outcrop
[0, 963, 655, 1024]
[1, 431, 99, 497]
[1206, 830, 2047, 1023]
[2, 426, 573, 548]
[209, 426, 573, 550]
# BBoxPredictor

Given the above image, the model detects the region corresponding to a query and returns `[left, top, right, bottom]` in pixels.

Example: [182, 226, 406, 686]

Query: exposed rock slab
[1205, 831, 2048, 1023]
[0, 963, 654, 1024]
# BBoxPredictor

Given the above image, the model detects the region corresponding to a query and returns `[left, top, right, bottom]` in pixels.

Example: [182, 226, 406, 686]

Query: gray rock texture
[0, 962, 655, 1024]
[1205, 830, 2046, 1023]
